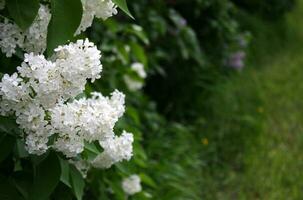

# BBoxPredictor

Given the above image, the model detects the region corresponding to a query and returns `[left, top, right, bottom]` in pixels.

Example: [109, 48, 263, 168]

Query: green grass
[242, 54, 303, 199]
[201, 1, 303, 199]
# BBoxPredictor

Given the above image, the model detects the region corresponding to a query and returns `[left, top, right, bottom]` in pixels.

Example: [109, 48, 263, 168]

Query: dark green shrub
[232, 0, 295, 20]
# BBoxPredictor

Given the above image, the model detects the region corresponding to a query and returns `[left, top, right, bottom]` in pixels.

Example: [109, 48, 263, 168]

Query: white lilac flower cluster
[0, 4, 51, 57]
[23, 5, 51, 54]
[123, 62, 147, 91]
[0, 0, 118, 57]
[76, 0, 118, 35]
[122, 174, 142, 195]
[0, 39, 134, 169]
[0, 19, 24, 57]
[92, 131, 134, 168]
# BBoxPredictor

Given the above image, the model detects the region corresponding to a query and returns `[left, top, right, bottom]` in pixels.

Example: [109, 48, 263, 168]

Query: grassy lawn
[239, 46, 303, 199]
[202, 1, 303, 199]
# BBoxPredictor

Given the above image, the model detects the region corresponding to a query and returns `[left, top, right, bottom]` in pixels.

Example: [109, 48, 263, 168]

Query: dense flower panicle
[122, 175, 142, 195]
[16, 39, 102, 108]
[54, 39, 102, 83]
[25, 132, 50, 154]
[92, 131, 134, 168]
[0, 73, 31, 116]
[76, 0, 118, 34]
[0, 73, 27, 103]
[0, 39, 133, 164]
[0, 5, 51, 57]
[18, 53, 60, 108]
[53, 39, 103, 102]
[94, 0, 118, 20]
[23, 5, 51, 54]
[50, 90, 125, 157]
[76, 1, 95, 35]
[0, 20, 24, 57]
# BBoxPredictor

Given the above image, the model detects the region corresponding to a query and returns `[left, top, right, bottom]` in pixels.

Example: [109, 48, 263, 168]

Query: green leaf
[126, 106, 141, 125]
[0, 133, 15, 162]
[130, 42, 147, 66]
[11, 172, 33, 199]
[82, 142, 100, 162]
[29, 152, 61, 200]
[59, 159, 71, 188]
[112, 0, 134, 19]
[0, 175, 24, 200]
[51, 182, 74, 200]
[15, 139, 29, 158]
[0, 116, 21, 136]
[105, 179, 124, 200]
[46, 0, 83, 56]
[84, 142, 100, 155]
[115, 163, 130, 174]
[127, 25, 149, 45]
[30, 152, 49, 166]
[69, 165, 85, 200]
[6, 0, 39, 30]
[139, 173, 157, 188]
[116, 42, 130, 65]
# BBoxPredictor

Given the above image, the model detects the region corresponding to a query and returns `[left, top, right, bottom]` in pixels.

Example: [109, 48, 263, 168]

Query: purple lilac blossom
[227, 51, 246, 70]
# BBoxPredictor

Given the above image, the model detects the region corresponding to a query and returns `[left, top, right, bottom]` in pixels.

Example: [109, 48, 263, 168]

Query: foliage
[232, 0, 295, 20]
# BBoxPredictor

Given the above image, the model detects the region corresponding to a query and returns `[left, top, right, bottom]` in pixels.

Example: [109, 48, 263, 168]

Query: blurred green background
[88, 0, 303, 198]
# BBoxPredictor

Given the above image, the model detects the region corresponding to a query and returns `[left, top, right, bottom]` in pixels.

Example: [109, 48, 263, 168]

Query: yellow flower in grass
[201, 138, 208, 146]
[257, 107, 264, 113]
